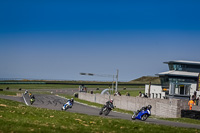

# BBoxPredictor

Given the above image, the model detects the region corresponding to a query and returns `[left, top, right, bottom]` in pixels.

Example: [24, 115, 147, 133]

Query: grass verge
[0, 91, 17, 96]
[159, 117, 200, 125]
[0, 98, 200, 133]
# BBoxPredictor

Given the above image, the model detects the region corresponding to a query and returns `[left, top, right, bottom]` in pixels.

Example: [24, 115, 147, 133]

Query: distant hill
[129, 76, 160, 84]
[0, 76, 160, 85]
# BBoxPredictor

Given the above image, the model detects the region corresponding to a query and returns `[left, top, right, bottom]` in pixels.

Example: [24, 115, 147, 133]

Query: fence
[78, 92, 189, 118]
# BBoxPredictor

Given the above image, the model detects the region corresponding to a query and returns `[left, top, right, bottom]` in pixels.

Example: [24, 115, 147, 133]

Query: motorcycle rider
[30, 95, 35, 105]
[147, 105, 152, 110]
[99, 99, 115, 115]
[31, 95, 35, 99]
[71, 98, 74, 106]
[132, 105, 152, 121]
[136, 105, 152, 115]
[104, 99, 114, 109]
[64, 99, 72, 109]
[29, 92, 32, 97]
[24, 90, 28, 95]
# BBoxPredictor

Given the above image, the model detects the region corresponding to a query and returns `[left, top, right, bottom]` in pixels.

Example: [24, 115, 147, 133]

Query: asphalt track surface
[0, 94, 200, 129]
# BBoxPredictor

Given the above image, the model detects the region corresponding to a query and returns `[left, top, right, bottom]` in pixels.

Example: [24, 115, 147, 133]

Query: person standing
[139, 92, 142, 97]
[188, 99, 194, 110]
[196, 96, 199, 106]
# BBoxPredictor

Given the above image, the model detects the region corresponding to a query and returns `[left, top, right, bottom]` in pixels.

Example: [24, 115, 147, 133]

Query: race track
[1, 94, 200, 129]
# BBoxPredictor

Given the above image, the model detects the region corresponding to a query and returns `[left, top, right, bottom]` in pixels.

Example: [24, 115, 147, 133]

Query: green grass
[116, 89, 145, 97]
[92, 88, 145, 97]
[159, 117, 200, 125]
[0, 84, 80, 89]
[0, 98, 200, 133]
[0, 91, 17, 96]
[0, 84, 144, 90]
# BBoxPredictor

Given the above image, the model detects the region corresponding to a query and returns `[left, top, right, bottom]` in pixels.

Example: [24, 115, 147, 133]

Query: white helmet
[110, 99, 113, 103]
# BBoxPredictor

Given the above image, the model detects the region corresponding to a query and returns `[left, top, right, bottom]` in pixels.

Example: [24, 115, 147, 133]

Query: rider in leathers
[104, 99, 114, 109]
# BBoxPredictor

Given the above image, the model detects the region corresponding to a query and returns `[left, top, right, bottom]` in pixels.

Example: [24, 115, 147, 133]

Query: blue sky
[0, 1, 200, 81]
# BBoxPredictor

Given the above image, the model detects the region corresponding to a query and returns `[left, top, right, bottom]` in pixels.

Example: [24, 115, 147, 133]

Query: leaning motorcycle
[30, 98, 35, 105]
[99, 103, 114, 116]
[131, 105, 152, 121]
[61, 102, 72, 111]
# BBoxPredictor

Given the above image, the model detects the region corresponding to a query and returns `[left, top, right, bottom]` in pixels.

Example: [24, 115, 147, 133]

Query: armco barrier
[78, 92, 189, 118]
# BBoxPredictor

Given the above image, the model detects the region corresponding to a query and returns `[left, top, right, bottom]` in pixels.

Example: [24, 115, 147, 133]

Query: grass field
[92, 88, 145, 97]
[0, 84, 144, 90]
[159, 117, 200, 125]
[0, 84, 144, 97]
[0, 98, 199, 133]
[0, 91, 17, 96]
[0, 84, 80, 89]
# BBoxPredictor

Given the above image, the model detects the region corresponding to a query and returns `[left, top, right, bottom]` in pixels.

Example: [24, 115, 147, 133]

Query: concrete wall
[78, 92, 188, 118]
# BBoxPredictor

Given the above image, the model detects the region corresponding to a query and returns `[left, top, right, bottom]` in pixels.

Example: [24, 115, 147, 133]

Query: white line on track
[22, 94, 29, 106]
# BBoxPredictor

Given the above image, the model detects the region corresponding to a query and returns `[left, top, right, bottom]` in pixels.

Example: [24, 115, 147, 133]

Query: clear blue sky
[0, 0, 200, 81]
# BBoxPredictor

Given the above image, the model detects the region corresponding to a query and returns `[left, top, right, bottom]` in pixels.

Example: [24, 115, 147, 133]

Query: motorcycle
[61, 102, 72, 111]
[131, 105, 152, 121]
[99, 103, 114, 116]
[30, 98, 35, 105]
[24, 90, 28, 95]
[29, 93, 32, 97]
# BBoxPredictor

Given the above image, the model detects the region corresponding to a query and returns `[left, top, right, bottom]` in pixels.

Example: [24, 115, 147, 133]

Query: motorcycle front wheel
[104, 109, 110, 116]
[141, 114, 148, 121]
[131, 112, 137, 120]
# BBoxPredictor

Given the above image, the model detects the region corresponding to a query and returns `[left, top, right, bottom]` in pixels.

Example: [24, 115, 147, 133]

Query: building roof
[156, 70, 199, 77]
[164, 60, 200, 65]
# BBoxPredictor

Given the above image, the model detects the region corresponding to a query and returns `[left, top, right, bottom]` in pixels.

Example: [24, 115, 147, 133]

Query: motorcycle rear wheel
[99, 110, 103, 115]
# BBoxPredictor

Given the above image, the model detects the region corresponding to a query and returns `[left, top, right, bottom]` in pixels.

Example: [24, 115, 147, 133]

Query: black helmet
[147, 105, 152, 109]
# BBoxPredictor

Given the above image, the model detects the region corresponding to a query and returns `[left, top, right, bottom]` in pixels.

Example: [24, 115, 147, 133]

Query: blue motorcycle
[131, 105, 152, 121]
[61, 100, 73, 111]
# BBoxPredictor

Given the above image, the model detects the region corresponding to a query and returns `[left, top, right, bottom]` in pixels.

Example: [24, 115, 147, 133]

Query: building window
[169, 83, 190, 96]
[169, 64, 187, 71]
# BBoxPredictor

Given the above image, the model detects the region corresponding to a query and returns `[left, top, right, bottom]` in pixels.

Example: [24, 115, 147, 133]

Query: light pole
[80, 69, 119, 93]
[115, 69, 119, 93]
